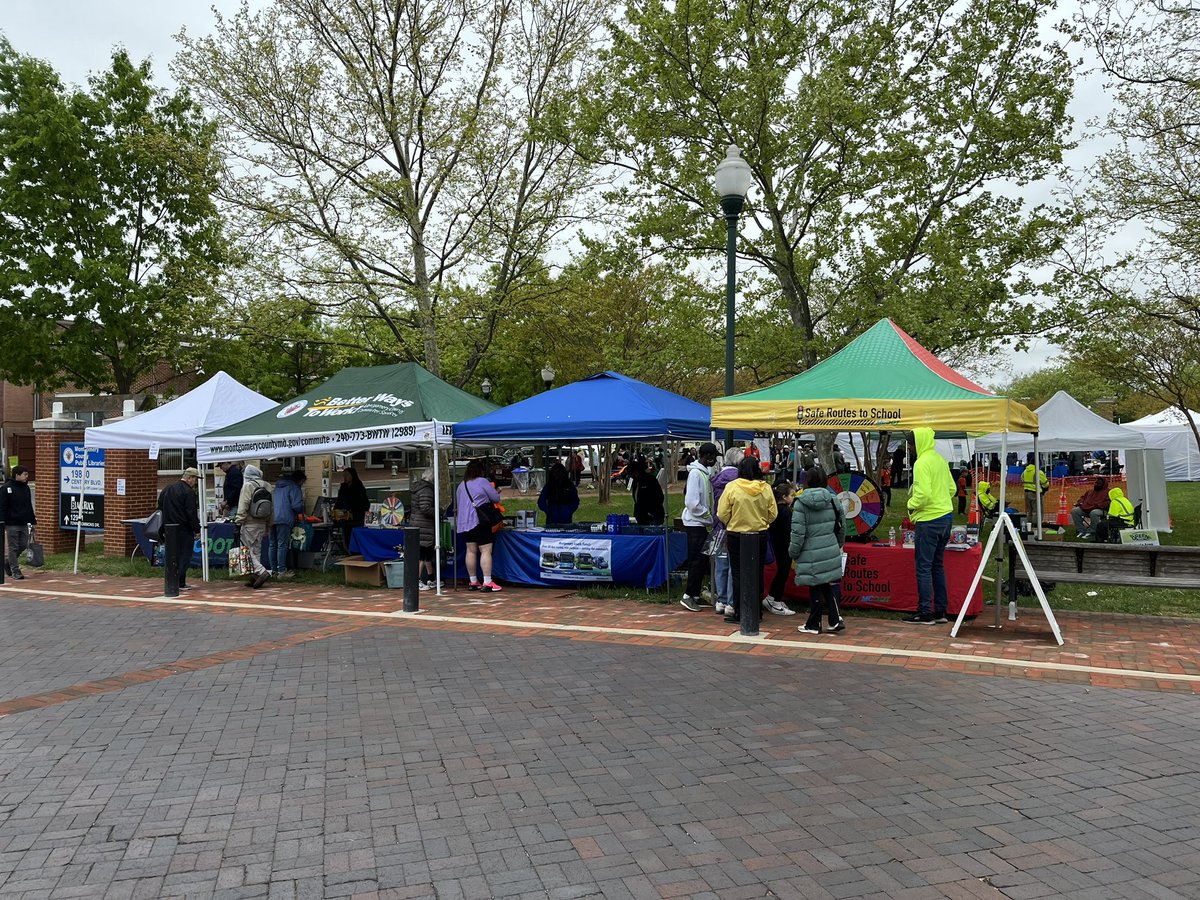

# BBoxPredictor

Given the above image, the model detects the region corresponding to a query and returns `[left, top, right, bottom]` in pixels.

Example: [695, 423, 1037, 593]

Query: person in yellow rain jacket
[1101, 486, 1136, 541]
[905, 428, 957, 625]
[1022, 453, 1049, 517]
[716, 457, 778, 625]
[976, 481, 998, 519]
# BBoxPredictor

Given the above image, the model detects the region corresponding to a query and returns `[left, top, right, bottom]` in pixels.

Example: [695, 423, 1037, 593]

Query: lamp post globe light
[714, 144, 753, 444]
[541, 364, 556, 391]
[481, 377, 492, 401]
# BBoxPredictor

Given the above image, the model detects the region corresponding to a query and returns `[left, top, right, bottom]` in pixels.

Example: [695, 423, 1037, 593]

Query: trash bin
[512, 467, 530, 493]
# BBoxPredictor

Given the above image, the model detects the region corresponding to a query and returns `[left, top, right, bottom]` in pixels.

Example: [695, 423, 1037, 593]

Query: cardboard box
[339, 554, 383, 586]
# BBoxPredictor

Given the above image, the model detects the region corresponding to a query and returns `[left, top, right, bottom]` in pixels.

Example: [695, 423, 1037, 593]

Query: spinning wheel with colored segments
[827, 471, 885, 538]
[379, 495, 405, 527]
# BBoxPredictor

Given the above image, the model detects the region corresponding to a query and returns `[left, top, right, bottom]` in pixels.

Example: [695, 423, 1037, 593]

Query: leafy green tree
[174, 0, 604, 385]
[583, 0, 1078, 369]
[0, 41, 225, 393]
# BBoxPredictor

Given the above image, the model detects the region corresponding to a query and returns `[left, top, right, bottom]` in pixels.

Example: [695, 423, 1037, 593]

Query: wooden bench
[1018, 541, 1200, 589]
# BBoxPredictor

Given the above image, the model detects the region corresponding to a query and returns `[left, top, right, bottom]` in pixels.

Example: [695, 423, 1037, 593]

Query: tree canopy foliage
[0, 41, 224, 393]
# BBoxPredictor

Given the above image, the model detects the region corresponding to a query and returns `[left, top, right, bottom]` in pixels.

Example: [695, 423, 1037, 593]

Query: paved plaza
[0, 575, 1198, 899]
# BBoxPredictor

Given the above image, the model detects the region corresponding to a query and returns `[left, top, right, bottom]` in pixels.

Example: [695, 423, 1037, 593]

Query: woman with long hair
[629, 456, 665, 525]
[715, 456, 778, 625]
[455, 458, 503, 591]
[334, 466, 370, 543]
[537, 461, 580, 525]
[790, 468, 846, 635]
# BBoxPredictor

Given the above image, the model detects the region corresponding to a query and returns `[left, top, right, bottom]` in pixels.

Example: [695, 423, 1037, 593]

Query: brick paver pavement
[0, 572, 1198, 898]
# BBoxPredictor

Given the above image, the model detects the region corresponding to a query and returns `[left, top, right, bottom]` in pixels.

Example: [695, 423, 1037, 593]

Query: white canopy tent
[76, 372, 277, 578]
[1125, 408, 1200, 482]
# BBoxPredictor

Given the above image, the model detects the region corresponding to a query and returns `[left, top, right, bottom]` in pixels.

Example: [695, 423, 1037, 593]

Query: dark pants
[915, 513, 953, 617]
[957, 495, 967, 515]
[881, 486, 891, 510]
[767, 532, 791, 600]
[804, 582, 840, 630]
[171, 528, 194, 586]
[727, 531, 768, 616]
[684, 525, 709, 597]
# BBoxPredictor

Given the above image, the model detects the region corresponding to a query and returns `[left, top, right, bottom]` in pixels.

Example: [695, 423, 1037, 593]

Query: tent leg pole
[72, 452, 88, 575]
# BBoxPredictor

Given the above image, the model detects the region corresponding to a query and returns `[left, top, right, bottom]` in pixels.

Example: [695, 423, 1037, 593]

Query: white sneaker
[771, 599, 796, 616]
[418, 581, 433, 591]
[715, 602, 727, 615]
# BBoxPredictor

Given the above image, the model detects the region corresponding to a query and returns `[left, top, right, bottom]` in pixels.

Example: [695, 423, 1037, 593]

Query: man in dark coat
[0, 466, 36, 580]
[219, 461, 244, 515]
[160, 467, 202, 590]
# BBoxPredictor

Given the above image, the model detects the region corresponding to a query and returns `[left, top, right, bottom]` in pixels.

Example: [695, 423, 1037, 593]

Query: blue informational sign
[59, 443, 105, 532]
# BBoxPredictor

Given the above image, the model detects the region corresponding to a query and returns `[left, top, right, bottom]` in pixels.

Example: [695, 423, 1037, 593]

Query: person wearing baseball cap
[680, 442, 720, 610]
[159, 467, 202, 591]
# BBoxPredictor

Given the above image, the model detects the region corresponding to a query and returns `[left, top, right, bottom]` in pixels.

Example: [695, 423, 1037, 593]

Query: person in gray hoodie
[235, 464, 273, 588]
[709, 447, 743, 616]
[679, 442, 719, 611]
[790, 469, 846, 635]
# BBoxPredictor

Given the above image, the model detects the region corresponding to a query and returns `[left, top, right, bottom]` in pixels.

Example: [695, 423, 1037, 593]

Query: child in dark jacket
[762, 481, 796, 615]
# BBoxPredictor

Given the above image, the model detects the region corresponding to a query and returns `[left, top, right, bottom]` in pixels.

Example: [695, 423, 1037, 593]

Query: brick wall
[103, 450, 160, 558]
[33, 425, 83, 555]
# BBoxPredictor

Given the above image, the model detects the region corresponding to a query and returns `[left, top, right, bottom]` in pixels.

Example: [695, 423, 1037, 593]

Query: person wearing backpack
[235, 463, 273, 588]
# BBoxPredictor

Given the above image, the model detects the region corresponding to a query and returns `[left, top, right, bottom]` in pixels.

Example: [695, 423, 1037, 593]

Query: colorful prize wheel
[826, 471, 885, 539]
[379, 495, 405, 527]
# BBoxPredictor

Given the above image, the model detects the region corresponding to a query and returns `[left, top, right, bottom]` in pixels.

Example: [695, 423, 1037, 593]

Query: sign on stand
[59, 443, 105, 532]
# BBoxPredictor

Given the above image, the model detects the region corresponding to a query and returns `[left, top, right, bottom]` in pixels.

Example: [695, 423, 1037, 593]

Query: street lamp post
[714, 144, 753, 447]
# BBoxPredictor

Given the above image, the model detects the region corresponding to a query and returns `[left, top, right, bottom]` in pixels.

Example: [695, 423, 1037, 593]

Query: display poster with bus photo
[538, 536, 613, 583]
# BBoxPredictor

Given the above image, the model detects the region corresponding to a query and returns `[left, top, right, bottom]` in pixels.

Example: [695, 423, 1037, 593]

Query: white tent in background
[974, 391, 1147, 454]
[1125, 408, 1200, 482]
[77, 372, 277, 578]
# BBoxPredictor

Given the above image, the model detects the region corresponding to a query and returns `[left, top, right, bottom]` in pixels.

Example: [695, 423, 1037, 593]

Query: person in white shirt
[680, 442, 719, 610]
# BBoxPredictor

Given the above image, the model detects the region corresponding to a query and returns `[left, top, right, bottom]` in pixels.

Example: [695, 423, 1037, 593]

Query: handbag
[466, 483, 503, 530]
[25, 526, 44, 568]
[228, 545, 253, 576]
[144, 509, 164, 543]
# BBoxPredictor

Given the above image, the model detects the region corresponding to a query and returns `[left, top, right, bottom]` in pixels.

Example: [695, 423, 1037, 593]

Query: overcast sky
[3, 0, 1113, 382]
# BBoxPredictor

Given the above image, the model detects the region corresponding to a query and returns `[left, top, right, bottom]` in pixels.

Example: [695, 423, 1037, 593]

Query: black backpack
[249, 484, 273, 519]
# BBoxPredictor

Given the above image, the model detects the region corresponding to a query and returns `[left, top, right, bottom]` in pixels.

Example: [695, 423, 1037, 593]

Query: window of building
[157, 448, 197, 475]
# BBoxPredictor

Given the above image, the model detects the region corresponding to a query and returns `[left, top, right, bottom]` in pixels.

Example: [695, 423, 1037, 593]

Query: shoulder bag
[466, 482, 503, 531]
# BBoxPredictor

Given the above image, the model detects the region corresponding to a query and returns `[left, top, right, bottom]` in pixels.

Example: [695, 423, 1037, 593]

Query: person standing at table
[271, 470, 306, 578]
[630, 457, 665, 525]
[790, 469, 845, 634]
[235, 464, 273, 589]
[218, 461, 243, 517]
[409, 467, 440, 589]
[716, 456, 778, 625]
[762, 480, 797, 616]
[538, 462, 580, 525]
[334, 467, 370, 543]
[159, 467, 201, 590]
[569, 450, 584, 486]
[904, 428, 956, 625]
[680, 442, 719, 611]
[456, 458, 503, 592]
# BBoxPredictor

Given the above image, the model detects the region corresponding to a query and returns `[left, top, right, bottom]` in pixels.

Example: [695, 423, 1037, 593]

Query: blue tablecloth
[349, 526, 686, 589]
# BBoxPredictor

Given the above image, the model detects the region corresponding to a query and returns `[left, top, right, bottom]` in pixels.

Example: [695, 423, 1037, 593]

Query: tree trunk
[597, 443, 612, 505]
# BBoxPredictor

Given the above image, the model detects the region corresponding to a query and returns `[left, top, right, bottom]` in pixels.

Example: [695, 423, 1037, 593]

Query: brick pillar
[103, 449, 159, 557]
[32, 418, 84, 555]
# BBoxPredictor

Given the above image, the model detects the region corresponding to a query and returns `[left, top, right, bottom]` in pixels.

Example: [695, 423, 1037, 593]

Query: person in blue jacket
[538, 462, 580, 525]
[271, 471, 306, 577]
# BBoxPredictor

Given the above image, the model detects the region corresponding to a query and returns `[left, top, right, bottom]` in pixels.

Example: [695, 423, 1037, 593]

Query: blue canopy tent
[453, 371, 720, 442]
[453, 371, 726, 591]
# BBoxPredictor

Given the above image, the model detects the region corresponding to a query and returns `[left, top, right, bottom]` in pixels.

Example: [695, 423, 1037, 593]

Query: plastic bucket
[384, 560, 405, 589]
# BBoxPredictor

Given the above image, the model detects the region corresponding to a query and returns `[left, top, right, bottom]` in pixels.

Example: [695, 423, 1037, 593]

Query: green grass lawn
[37, 481, 1200, 616]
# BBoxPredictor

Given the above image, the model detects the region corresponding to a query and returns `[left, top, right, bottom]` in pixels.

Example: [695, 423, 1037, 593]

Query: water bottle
[888, 527, 896, 547]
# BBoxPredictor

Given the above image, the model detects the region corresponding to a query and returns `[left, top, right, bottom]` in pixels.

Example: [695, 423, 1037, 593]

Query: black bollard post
[402, 526, 420, 613]
[739, 532, 761, 637]
[164, 523, 179, 597]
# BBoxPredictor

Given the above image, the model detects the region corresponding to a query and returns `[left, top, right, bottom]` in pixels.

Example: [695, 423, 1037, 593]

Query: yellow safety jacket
[1022, 463, 1048, 493]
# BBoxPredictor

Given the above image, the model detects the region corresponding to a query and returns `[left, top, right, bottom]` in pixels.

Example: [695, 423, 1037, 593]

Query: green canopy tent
[196, 363, 498, 593]
[711, 318, 1061, 644]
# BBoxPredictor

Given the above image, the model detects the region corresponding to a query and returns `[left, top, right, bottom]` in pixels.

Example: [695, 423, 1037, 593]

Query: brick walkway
[0, 571, 1198, 898]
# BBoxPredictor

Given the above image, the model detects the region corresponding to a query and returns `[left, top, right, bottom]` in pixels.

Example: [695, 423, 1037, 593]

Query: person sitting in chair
[1071, 476, 1110, 541]
[975, 481, 998, 519]
[1101, 486, 1136, 542]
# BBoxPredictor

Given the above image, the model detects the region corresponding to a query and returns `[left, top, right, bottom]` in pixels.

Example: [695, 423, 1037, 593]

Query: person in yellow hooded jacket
[905, 428, 957, 624]
[716, 456, 778, 625]
[1101, 486, 1135, 541]
[975, 481, 998, 519]
[1022, 453, 1049, 517]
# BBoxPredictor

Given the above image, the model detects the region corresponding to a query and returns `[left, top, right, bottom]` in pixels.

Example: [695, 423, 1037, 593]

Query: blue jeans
[915, 514, 953, 617]
[714, 553, 732, 608]
[270, 523, 293, 573]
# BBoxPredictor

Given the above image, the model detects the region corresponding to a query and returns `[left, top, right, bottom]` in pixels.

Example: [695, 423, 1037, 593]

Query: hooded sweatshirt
[716, 478, 777, 534]
[682, 459, 714, 527]
[710, 465, 741, 539]
[1107, 487, 1135, 525]
[907, 428, 955, 523]
[235, 464, 272, 525]
[976, 482, 997, 515]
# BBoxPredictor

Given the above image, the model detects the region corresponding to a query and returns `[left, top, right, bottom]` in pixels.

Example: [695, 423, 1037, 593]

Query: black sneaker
[826, 619, 846, 633]
[933, 613, 950, 624]
[723, 615, 740, 624]
[903, 613, 936, 625]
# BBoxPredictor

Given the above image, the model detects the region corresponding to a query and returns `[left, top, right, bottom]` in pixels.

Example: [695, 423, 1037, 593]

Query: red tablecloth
[763, 543, 984, 615]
